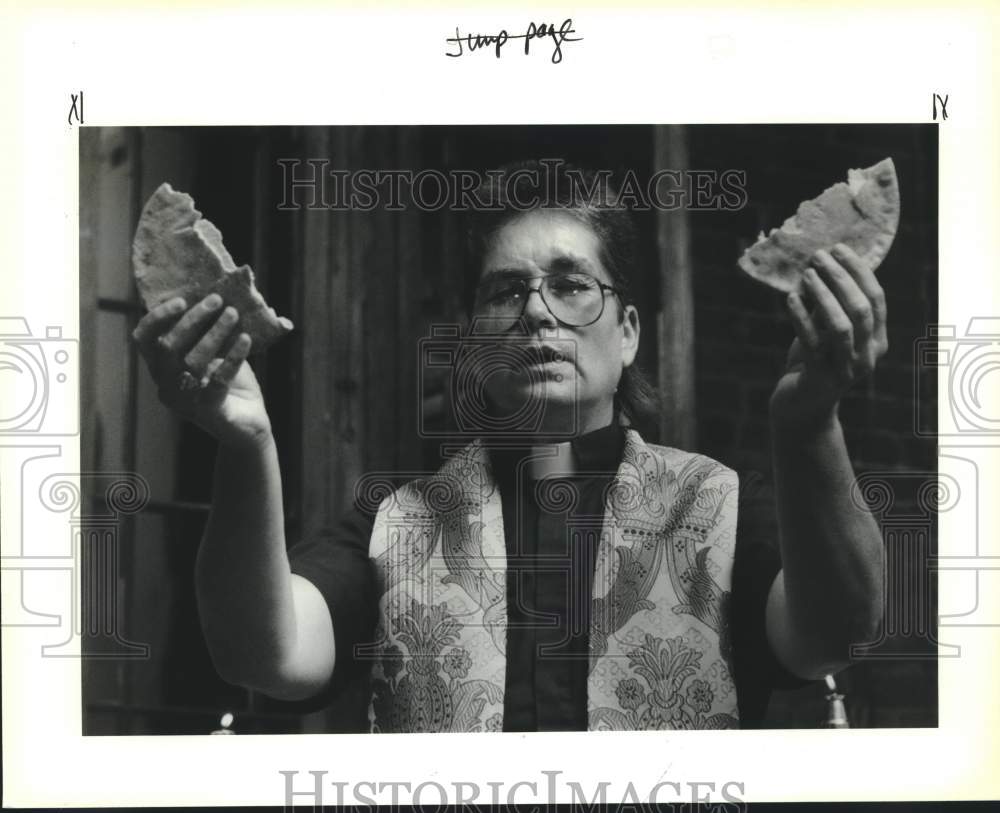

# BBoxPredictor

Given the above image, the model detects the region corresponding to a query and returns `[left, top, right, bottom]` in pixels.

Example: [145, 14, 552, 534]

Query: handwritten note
[445, 19, 582, 64]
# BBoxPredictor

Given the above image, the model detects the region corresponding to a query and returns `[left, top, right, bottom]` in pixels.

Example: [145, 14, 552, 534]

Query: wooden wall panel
[654, 125, 697, 450]
[299, 127, 365, 539]
[394, 126, 426, 474]
[360, 126, 395, 476]
[298, 126, 450, 535]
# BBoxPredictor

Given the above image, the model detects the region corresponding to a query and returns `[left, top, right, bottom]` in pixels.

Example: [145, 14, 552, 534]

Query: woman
[133, 161, 885, 731]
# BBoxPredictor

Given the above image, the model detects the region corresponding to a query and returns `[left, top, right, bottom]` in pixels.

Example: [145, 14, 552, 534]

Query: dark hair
[463, 160, 661, 434]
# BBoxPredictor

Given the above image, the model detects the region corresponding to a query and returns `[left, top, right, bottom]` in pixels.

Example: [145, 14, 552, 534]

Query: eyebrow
[481, 254, 600, 281]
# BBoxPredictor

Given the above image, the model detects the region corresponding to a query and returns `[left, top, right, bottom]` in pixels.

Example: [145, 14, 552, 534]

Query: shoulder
[624, 430, 739, 486]
[357, 446, 482, 522]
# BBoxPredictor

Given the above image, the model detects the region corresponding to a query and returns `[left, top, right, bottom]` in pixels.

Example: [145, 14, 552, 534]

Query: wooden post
[394, 125, 425, 473]
[79, 128, 100, 477]
[298, 127, 364, 538]
[654, 125, 697, 450]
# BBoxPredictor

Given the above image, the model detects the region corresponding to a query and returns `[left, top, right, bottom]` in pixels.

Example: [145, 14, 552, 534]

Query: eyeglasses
[472, 272, 623, 332]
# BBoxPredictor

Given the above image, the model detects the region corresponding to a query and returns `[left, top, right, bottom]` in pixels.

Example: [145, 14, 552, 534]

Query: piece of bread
[737, 158, 900, 294]
[132, 183, 293, 353]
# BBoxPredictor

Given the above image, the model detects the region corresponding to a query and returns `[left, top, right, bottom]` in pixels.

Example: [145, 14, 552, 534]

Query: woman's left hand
[769, 243, 889, 429]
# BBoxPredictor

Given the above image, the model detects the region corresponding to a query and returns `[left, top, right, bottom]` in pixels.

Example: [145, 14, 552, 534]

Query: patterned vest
[363, 430, 740, 732]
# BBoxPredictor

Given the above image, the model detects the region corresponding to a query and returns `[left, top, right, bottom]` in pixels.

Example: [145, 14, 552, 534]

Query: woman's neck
[530, 398, 614, 440]
[526, 440, 576, 480]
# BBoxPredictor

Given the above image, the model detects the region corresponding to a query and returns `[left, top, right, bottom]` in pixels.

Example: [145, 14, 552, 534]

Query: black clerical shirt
[490, 423, 622, 731]
[285, 424, 806, 730]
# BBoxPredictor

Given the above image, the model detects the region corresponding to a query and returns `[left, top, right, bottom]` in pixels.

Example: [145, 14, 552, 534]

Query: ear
[621, 305, 640, 368]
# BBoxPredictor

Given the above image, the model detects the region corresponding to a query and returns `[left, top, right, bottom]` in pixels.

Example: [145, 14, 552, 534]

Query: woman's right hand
[132, 293, 273, 449]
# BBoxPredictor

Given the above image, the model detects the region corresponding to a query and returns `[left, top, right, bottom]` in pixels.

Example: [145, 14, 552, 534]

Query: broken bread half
[737, 158, 899, 294]
[132, 183, 293, 353]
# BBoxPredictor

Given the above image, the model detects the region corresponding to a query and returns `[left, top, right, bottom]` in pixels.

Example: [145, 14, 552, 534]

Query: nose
[521, 286, 557, 330]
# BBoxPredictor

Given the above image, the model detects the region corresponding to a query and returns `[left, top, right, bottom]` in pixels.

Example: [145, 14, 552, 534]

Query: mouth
[524, 345, 571, 367]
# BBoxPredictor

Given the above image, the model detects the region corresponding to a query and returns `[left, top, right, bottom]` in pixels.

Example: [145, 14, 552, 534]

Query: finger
[802, 266, 855, 377]
[157, 293, 225, 356]
[183, 306, 240, 374]
[132, 297, 187, 361]
[204, 333, 252, 388]
[811, 249, 874, 348]
[831, 242, 888, 352]
[786, 292, 820, 356]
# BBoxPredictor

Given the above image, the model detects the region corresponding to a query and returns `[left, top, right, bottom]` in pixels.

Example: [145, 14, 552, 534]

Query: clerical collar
[570, 418, 626, 473]
[489, 418, 626, 483]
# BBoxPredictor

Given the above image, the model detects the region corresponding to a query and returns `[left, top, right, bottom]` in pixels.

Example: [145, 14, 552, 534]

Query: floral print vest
[364, 430, 740, 732]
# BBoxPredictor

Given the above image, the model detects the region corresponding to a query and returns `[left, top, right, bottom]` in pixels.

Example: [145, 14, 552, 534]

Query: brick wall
[685, 124, 938, 727]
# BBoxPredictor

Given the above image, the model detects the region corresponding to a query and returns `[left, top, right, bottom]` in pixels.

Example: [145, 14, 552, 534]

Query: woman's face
[475, 208, 640, 435]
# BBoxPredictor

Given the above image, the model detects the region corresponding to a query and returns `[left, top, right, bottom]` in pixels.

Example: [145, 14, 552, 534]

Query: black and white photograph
[78, 124, 938, 736]
[4, 3, 999, 808]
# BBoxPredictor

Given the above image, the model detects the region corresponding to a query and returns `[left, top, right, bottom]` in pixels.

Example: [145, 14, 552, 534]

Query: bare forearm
[195, 432, 296, 690]
[769, 407, 885, 675]
[134, 291, 333, 698]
